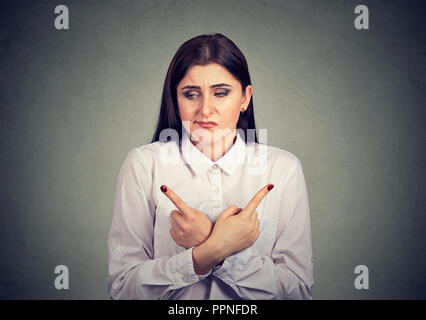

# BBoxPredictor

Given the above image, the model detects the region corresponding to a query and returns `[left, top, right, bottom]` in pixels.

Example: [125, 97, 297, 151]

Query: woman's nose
[200, 95, 214, 116]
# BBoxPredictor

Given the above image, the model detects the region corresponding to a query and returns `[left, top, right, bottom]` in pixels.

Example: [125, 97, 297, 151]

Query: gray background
[1, 0, 425, 299]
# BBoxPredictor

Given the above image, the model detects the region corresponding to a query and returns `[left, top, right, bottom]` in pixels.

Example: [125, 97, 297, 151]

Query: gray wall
[1, 0, 425, 299]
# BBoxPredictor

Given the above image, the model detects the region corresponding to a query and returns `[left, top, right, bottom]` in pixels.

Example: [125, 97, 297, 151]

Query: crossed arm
[161, 184, 273, 275]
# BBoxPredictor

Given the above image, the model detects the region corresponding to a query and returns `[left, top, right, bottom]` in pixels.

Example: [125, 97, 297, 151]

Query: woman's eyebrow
[180, 83, 232, 90]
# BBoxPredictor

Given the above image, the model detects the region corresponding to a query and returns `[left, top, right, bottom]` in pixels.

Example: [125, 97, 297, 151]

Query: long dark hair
[151, 33, 258, 144]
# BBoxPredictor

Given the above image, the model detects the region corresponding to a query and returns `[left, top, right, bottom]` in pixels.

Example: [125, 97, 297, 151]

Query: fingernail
[160, 185, 167, 193]
[267, 184, 274, 191]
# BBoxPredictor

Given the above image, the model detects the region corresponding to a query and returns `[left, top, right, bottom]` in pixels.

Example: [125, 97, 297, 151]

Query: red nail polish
[160, 185, 167, 193]
[267, 184, 274, 191]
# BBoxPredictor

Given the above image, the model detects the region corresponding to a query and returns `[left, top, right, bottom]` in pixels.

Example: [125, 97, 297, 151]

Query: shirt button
[211, 165, 220, 174]
[213, 188, 220, 193]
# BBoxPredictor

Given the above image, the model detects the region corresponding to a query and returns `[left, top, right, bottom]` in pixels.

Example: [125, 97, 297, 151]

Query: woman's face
[176, 63, 252, 145]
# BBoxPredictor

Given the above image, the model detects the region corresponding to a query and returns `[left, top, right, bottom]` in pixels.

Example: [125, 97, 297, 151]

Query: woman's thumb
[217, 205, 242, 220]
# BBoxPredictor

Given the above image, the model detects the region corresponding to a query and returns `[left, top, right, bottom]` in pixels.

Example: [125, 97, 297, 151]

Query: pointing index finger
[160, 185, 191, 214]
[244, 184, 274, 214]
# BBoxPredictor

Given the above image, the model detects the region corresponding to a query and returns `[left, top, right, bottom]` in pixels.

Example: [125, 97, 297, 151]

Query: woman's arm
[203, 158, 314, 299]
[192, 185, 271, 276]
[107, 148, 209, 300]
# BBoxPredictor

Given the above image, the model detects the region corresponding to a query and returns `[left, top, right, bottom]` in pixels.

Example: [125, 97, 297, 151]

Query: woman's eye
[183, 90, 229, 100]
[184, 93, 198, 99]
[215, 91, 229, 97]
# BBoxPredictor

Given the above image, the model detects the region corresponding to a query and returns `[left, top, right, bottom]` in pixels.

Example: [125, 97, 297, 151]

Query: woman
[107, 33, 313, 300]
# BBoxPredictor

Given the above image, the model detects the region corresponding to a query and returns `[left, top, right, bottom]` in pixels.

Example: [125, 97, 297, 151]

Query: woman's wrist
[192, 238, 224, 275]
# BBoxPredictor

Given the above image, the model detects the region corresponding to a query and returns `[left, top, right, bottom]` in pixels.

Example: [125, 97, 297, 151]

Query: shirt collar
[180, 129, 247, 176]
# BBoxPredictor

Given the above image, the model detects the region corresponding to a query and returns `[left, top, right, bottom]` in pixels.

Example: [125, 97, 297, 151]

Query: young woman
[107, 33, 313, 300]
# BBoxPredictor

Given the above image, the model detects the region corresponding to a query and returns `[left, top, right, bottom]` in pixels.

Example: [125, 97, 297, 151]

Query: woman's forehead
[179, 63, 238, 87]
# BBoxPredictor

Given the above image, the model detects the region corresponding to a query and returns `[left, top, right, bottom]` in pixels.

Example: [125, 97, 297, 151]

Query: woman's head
[151, 33, 257, 144]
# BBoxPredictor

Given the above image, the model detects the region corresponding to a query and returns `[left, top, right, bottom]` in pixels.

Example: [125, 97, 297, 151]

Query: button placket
[209, 165, 223, 211]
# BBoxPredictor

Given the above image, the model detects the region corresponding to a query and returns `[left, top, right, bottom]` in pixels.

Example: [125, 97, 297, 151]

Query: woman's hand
[209, 184, 274, 260]
[192, 183, 274, 274]
[161, 185, 213, 249]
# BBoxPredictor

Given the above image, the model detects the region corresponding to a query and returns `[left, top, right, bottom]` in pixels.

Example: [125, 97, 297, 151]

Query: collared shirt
[107, 129, 314, 300]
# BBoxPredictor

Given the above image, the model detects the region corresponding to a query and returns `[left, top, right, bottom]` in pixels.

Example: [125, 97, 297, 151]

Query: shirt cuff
[213, 247, 253, 283]
[169, 247, 212, 289]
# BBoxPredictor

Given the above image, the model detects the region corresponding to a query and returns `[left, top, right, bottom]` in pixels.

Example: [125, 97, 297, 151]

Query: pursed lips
[196, 121, 218, 125]
[196, 121, 218, 128]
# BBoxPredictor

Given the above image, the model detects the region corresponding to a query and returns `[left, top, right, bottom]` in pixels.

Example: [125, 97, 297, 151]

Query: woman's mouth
[196, 121, 218, 129]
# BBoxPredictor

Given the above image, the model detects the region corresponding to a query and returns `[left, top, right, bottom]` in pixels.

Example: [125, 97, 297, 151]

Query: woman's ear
[241, 85, 253, 109]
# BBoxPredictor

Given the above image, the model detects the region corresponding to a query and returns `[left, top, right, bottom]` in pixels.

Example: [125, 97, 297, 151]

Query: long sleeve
[107, 148, 210, 300]
[212, 158, 314, 299]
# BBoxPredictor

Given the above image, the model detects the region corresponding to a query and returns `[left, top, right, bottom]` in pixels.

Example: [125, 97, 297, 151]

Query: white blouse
[107, 129, 314, 300]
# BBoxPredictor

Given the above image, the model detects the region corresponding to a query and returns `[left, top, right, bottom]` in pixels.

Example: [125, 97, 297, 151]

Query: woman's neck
[192, 131, 237, 162]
